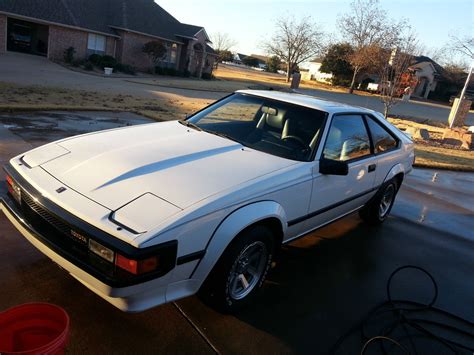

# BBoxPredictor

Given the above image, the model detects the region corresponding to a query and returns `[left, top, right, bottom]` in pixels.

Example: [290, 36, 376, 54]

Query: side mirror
[319, 158, 349, 176]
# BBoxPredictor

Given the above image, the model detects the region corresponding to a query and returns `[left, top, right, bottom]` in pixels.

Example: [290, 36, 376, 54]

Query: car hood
[38, 121, 296, 211]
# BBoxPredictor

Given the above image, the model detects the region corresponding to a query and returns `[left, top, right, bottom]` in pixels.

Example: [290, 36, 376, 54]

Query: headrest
[261, 106, 284, 129]
[266, 114, 284, 129]
[261, 106, 278, 116]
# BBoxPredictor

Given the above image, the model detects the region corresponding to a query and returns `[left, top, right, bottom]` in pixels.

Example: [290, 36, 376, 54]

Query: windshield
[187, 93, 327, 161]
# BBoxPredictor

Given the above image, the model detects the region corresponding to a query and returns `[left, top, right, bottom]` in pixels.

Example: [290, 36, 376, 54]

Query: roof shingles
[0, 0, 214, 52]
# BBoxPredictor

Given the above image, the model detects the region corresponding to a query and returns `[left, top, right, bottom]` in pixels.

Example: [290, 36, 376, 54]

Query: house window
[162, 43, 178, 64]
[88, 33, 106, 54]
[170, 44, 178, 64]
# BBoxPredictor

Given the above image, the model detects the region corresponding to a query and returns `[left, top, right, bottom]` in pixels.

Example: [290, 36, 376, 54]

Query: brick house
[0, 0, 217, 77]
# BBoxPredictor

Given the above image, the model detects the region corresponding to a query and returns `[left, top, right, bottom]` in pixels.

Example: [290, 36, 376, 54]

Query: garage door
[7, 18, 49, 56]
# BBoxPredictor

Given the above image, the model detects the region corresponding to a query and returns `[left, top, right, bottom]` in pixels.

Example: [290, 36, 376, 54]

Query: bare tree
[212, 32, 237, 52]
[420, 46, 447, 64]
[211, 32, 238, 68]
[264, 16, 324, 82]
[143, 41, 167, 73]
[378, 31, 419, 118]
[338, 0, 402, 93]
[446, 34, 474, 60]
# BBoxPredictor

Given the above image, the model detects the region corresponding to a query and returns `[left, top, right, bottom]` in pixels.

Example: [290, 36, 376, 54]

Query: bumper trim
[2, 164, 178, 288]
[4, 163, 158, 258]
[0, 194, 175, 288]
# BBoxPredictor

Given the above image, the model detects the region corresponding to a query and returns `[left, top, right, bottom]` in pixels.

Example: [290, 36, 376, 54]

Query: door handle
[368, 164, 377, 173]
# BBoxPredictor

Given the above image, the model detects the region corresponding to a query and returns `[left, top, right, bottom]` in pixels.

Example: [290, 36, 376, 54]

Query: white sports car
[1, 91, 414, 312]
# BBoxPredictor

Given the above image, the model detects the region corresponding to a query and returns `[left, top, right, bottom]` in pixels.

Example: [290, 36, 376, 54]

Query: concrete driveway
[1, 52, 473, 125]
[0, 112, 473, 354]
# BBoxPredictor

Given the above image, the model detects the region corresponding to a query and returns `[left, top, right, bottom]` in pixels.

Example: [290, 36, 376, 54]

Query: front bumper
[0, 164, 185, 311]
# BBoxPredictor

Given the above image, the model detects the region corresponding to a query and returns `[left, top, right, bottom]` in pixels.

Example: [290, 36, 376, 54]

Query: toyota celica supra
[1, 90, 414, 312]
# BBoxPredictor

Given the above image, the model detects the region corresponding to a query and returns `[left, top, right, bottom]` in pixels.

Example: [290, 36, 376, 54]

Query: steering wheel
[282, 135, 307, 149]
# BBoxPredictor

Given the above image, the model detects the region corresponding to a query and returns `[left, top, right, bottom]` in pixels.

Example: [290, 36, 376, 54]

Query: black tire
[199, 224, 275, 313]
[359, 179, 399, 225]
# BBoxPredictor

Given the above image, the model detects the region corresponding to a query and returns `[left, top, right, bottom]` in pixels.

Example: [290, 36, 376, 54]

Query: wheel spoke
[247, 266, 259, 277]
[238, 274, 250, 289]
[230, 274, 240, 293]
[248, 250, 261, 262]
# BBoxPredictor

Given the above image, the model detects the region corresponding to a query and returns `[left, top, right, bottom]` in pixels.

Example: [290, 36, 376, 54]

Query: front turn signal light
[115, 254, 159, 275]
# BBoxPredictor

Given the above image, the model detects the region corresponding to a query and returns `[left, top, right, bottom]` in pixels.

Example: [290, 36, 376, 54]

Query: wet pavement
[0, 112, 473, 354]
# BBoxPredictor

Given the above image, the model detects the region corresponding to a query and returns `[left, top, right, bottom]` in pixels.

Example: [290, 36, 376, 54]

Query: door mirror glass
[319, 158, 349, 176]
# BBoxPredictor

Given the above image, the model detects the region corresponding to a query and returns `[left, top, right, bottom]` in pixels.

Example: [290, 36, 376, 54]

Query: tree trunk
[286, 62, 292, 83]
[349, 67, 359, 94]
[383, 104, 390, 119]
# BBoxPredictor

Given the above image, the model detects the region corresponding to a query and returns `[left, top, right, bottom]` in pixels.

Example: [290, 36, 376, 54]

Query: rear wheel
[199, 225, 274, 313]
[359, 180, 398, 225]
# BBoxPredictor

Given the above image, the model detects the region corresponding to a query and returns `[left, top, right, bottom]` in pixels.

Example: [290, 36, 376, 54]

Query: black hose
[330, 265, 474, 354]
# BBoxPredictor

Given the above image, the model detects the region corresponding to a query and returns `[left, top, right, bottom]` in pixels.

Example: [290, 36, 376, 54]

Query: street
[299, 88, 474, 126]
[1, 112, 473, 354]
[0, 52, 473, 125]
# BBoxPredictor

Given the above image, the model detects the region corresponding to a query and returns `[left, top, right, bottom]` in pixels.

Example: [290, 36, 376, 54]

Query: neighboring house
[233, 53, 247, 64]
[0, 0, 217, 77]
[304, 59, 333, 83]
[409, 56, 442, 99]
[233, 53, 267, 69]
[369, 55, 442, 98]
[249, 54, 269, 70]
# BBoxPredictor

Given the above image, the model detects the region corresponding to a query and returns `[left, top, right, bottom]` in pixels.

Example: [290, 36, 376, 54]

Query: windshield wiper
[204, 130, 244, 146]
[179, 120, 202, 131]
[179, 120, 244, 146]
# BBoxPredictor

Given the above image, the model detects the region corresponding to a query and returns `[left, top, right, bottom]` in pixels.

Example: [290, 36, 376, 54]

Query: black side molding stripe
[287, 185, 381, 227]
[177, 250, 206, 265]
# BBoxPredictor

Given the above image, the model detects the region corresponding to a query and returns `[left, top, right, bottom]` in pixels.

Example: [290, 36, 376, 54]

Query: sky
[156, 0, 473, 63]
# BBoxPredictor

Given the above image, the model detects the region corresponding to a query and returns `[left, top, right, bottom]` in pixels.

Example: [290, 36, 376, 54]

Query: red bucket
[0, 303, 70, 355]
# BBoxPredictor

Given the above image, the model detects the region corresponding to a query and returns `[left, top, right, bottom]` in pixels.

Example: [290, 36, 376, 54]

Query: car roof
[237, 90, 379, 116]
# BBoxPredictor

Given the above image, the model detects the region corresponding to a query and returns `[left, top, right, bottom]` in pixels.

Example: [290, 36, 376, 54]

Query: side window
[323, 115, 371, 161]
[366, 116, 398, 154]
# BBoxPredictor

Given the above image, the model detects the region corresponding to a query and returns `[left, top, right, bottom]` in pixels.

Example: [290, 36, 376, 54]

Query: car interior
[195, 96, 327, 162]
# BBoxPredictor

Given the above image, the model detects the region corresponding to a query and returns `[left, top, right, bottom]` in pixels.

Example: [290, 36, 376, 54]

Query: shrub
[143, 41, 167, 68]
[88, 54, 103, 66]
[154, 66, 164, 75]
[115, 63, 137, 75]
[164, 68, 178, 76]
[100, 55, 118, 69]
[83, 61, 94, 71]
[64, 47, 76, 63]
[201, 73, 215, 80]
[71, 59, 83, 67]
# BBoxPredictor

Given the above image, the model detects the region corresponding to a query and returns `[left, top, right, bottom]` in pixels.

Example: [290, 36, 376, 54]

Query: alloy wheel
[228, 241, 268, 300]
[379, 184, 395, 219]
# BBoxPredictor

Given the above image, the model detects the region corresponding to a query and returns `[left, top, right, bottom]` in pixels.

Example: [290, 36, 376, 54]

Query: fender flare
[191, 201, 287, 283]
[383, 163, 405, 185]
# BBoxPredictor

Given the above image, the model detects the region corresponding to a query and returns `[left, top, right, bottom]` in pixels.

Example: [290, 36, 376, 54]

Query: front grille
[19, 189, 114, 275]
[5, 170, 178, 286]
[22, 192, 71, 236]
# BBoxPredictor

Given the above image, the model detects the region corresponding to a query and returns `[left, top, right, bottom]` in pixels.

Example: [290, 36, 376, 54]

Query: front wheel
[359, 180, 398, 225]
[199, 225, 274, 313]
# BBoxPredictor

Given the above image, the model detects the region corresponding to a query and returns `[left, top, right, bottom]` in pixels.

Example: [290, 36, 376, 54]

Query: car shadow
[177, 211, 474, 354]
[177, 214, 390, 354]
